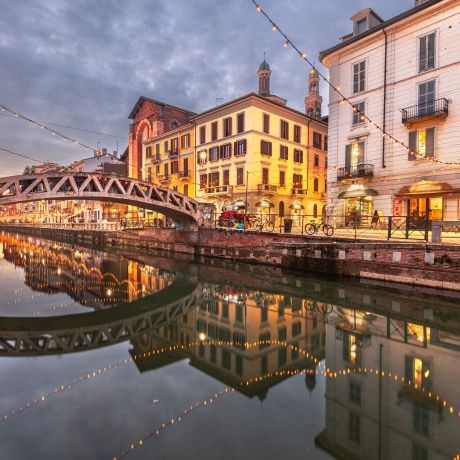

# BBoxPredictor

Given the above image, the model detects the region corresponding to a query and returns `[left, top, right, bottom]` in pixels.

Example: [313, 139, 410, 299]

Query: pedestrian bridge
[0, 172, 202, 226]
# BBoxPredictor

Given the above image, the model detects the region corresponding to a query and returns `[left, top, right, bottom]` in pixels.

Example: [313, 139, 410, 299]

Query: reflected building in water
[316, 306, 460, 460]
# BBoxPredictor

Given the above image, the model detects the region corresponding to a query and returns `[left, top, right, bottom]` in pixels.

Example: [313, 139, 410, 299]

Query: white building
[320, 0, 460, 225]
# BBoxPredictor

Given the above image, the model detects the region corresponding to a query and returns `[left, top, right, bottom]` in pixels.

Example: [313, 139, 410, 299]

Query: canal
[0, 231, 458, 459]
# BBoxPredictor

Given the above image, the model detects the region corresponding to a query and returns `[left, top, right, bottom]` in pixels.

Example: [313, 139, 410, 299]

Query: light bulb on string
[283, 40, 289, 48]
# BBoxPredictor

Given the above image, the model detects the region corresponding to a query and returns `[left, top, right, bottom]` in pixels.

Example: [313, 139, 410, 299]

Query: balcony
[204, 185, 233, 196]
[402, 98, 449, 126]
[178, 170, 191, 180]
[337, 163, 374, 182]
[258, 184, 277, 194]
[168, 149, 179, 158]
[158, 174, 171, 183]
[152, 155, 161, 164]
[292, 188, 308, 196]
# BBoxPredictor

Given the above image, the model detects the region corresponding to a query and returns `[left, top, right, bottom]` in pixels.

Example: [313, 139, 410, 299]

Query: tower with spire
[305, 68, 323, 119]
[258, 53, 271, 96]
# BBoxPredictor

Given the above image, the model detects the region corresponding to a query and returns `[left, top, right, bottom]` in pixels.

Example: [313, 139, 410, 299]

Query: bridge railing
[0, 222, 122, 231]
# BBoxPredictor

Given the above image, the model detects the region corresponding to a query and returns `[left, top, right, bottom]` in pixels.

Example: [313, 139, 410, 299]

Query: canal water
[0, 231, 458, 460]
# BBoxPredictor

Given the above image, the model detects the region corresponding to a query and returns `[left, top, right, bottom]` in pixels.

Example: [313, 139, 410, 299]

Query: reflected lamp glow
[198, 333, 206, 341]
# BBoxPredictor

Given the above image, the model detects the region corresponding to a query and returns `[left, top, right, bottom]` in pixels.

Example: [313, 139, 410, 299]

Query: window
[313, 132, 322, 149]
[349, 381, 362, 405]
[413, 403, 429, 437]
[348, 412, 361, 443]
[324, 136, 328, 151]
[292, 322, 302, 337]
[413, 442, 428, 460]
[280, 120, 289, 140]
[278, 327, 287, 341]
[261, 140, 272, 156]
[210, 344, 216, 363]
[280, 145, 288, 160]
[261, 355, 268, 375]
[405, 356, 432, 389]
[164, 163, 169, 176]
[197, 149, 207, 165]
[220, 143, 232, 159]
[234, 139, 247, 156]
[293, 149, 303, 163]
[223, 170, 230, 186]
[211, 121, 218, 141]
[353, 60, 366, 94]
[209, 146, 219, 162]
[181, 133, 190, 149]
[222, 349, 231, 370]
[183, 184, 188, 196]
[279, 170, 285, 187]
[199, 174, 207, 189]
[164, 140, 169, 152]
[237, 112, 245, 133]
[314, 178, 319, 192]
[171, 137, 179, 153]
[294, 125, 301, 143]
[314, 154, 319, 167]
[146, 146, 152, 159]
[146, 166, 152, 182]
[293, 174, 303, 189]
[313, 204, 318, 218]
[419, 32, 436, 73]
[183, 157, 189, 174]
[223, 117, 232, 137]
[259, 331, 271, 349]
[263, 113, 270, 134]
[261, 167, 269, 185]
[199, 126, 206, 144]
[235, 305, 243, 323]
[418, 80, 436, 115]
[408, 128, 435, 160]
[235, 356, 243, 376]
[208, 172, 219, 187]
[171, 161, 179, 174]
[278, 348, 287, 366]
[236, 167, 244, 186]
[345, 142, 365, 167]
[352, 101, 366, 125]
[356, 17, 367, 35]
[155, 143, 160, 158]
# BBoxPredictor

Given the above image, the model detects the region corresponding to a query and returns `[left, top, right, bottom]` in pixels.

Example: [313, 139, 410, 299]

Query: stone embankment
[2, 225, 460, 292]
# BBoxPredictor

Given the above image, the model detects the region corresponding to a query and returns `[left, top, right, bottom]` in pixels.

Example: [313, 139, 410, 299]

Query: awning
[395, 181, 456, 198]
[255, 201, 274, 208]
[338, 189, 379, 199]
[231, 199, 247, 209]
[289, 203, 305, 210]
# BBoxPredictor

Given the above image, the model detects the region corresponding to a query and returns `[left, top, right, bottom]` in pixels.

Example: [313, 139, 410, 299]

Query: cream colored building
[194, 60, 328, 221]
[320, 0, 460, 225]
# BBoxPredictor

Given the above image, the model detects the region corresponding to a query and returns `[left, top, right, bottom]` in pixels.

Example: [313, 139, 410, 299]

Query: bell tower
[305, 68, 323, 119]
[258, 53, 271, 96]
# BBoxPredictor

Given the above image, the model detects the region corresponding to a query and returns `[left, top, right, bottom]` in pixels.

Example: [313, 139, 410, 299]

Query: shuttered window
[262, 168, 269, 185]
[313, 132, 322, 149]
[234, 139, 247, 156]
[280, 145, 288, 160]
[236, 167, 244, 185]
[408, 128, 435, 160]
[279, 170, 285, 187]
[293, 149, 303, 163]
[223, 170, 230, 186]
[419, 32, 436, 73]
[211, 122, 218, 141]
[199, 174, 207, 189]
[209, 146, 219, 162]
[223, 117, 232, 137]
[280, 120, 289, 140]
[294, 125, 301, 143]
[353, 60, 366, 94]
[263, 113, 270, 134]
[199, 126, 206, 144]
[237, 112, 245, 133]
[261, 140, 272, 156]
[220, 143, 232, 159]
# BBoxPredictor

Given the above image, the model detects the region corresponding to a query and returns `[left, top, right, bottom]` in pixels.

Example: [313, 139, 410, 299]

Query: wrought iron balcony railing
[402, 98, 448, 124]
[204, 185, 233, 195]
[258, 184, 277, 193]
[178, 170, 191, 179]
[291, 188, 308, 196]
[337, 163, 374, 181]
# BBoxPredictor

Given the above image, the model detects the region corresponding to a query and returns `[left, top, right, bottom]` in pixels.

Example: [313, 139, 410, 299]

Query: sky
[0, 0, 414, 176]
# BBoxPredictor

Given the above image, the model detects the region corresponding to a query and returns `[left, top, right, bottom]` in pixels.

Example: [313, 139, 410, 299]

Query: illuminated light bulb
[256, 3, 261, 11]
[283, 40, 289, 48]
[300, 52, 307, 59]
[106, 288, 112, 297]
[272, 23, 277, 31]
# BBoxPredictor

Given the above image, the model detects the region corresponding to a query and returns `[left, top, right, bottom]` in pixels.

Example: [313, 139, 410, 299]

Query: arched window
[322, 205, 327, 217]
[313, 204, 318, 218]
[279, 201, 285, 217]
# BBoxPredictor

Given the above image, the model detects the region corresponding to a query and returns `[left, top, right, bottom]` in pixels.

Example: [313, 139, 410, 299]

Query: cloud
[0, 0, 413, 175]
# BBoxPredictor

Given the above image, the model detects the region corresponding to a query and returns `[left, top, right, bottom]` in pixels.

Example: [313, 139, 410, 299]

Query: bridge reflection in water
[0, 231, 459, 460]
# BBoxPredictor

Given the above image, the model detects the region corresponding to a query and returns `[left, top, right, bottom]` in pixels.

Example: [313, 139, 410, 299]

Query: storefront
[337, 188, 379, 226]
[394, 181, 455, 221]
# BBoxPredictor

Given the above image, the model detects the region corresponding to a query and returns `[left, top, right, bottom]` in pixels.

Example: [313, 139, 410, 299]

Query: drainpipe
[307, 118, 311, 199]
[382, 28, 388, 169]
[193, 121, 197, 199]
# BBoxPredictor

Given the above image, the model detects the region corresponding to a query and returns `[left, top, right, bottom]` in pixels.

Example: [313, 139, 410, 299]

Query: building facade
[320, 0, 460, 225]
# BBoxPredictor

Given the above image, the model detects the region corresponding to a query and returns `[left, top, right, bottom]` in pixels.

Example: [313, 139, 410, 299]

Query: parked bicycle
[253, 217, 275, 233]
[304, 219, 334, 236]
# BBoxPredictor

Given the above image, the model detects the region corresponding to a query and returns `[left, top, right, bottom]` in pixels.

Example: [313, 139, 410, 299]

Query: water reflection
[0, 231, 459, 459]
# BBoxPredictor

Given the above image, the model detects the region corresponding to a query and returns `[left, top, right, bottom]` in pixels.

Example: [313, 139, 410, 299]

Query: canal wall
[2, 225, 460, 292]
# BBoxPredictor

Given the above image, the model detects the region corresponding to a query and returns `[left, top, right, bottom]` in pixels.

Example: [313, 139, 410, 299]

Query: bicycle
[254, 217, 275, 233]
[304, 219, 334, 236]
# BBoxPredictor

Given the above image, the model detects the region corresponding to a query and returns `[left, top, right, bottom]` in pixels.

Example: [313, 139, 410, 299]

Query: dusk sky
[0, 0, 413, 176]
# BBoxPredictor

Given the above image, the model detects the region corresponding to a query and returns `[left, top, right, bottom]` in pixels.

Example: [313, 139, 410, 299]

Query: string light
[0, 104, 96, 152]
[249, 0, 460, 167]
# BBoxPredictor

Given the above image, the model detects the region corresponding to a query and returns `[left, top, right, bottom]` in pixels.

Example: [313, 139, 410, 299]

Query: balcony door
[418, 80, 435, 116]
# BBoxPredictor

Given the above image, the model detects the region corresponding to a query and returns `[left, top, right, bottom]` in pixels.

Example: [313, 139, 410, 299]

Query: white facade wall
[324, 0, 460, 223]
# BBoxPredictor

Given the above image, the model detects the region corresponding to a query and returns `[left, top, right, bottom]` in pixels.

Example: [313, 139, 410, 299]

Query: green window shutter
[345, 144, 352, 167]
[427, 33, 435, 69]
[425, 128, 435, 157]
[405, 355, 414, 383]
[419, 35, 427, 72]
[408, 131, 418, 161]
[357, 142, 365, 164]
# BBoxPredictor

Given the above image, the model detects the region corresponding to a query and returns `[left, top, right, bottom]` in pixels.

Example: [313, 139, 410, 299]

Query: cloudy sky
[0, 0, 413, 176]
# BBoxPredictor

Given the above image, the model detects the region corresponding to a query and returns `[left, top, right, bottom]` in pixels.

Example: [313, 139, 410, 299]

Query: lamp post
[245, 170, 249, 218]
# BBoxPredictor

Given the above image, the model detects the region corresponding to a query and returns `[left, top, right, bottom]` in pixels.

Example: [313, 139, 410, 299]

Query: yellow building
[194, 90, 328, 221]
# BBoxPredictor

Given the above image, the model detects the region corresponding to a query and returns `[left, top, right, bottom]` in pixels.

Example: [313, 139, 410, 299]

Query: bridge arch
[0, 172, 202, 227]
